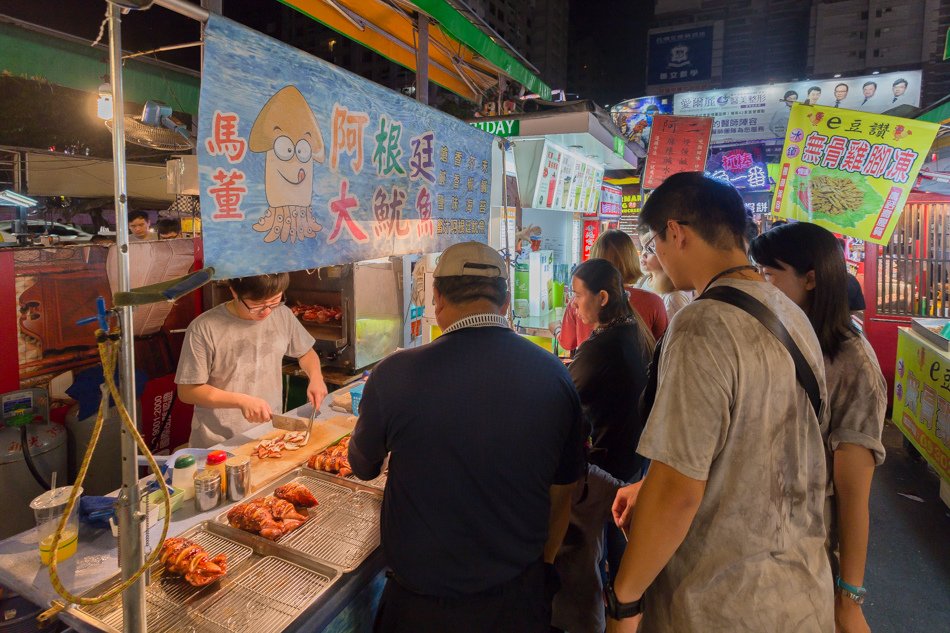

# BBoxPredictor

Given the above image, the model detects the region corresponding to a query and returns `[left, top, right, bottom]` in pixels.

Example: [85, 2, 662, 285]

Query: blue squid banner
[198, 15, 493, 278]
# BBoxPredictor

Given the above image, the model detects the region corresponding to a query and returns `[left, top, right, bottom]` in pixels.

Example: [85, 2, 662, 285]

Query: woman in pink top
[556, 230, 667, 352]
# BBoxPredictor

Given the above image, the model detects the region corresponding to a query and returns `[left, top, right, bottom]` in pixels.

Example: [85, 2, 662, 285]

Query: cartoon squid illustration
[249, 86, 325, 243]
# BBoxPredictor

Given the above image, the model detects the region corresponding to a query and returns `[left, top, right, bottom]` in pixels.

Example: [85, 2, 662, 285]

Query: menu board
[534, 143, 563, 210]
[531, 140, 604, 214]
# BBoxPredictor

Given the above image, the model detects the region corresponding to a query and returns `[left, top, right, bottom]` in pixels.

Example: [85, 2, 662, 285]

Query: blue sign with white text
[198, 15, 493, 279]
[647, 26, 714, 86]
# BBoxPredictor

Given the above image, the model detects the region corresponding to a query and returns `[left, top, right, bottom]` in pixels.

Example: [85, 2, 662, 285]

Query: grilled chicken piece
[274, 482, 318, 508]
[159, 537, 227, 587]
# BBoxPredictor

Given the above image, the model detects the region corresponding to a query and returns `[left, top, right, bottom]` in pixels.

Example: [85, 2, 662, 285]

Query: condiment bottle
[205, 450, 228, 494]
[171, 455, 198, 501]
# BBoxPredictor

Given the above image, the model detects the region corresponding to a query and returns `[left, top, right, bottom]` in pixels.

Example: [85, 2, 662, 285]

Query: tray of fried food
[307, 436, 388, 490]
[307, 435, 353, 477]
[215, 467, 382, 572]
[74, 521, 341, 633]
[225, 481, 318, 541]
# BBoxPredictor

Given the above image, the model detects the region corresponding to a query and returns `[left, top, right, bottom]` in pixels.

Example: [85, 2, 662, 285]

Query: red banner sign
[643, 115, 713, 190]
[582, 220, 600, 262]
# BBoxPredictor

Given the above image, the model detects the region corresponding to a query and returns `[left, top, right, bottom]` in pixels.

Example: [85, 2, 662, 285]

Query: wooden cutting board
[230, 416, 357, 492]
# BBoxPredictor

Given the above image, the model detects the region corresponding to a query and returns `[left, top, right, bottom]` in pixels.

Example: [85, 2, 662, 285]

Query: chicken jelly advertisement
[198, 15, 493, 278]
[772, 104, 938, 245]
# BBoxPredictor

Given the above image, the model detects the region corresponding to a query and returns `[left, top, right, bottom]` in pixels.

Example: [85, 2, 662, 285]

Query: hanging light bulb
[97, 82, 113, 121]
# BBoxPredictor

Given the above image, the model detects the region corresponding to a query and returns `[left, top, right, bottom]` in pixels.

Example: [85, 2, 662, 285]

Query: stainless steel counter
[0, 382, 380, 632]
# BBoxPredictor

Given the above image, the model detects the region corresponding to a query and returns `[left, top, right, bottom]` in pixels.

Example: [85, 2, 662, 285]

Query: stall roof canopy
[0, 15, 200, 116]
[278, 0, 550, 102]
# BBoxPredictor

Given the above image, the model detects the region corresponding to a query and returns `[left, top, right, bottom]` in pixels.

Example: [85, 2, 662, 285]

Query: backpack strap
[700, 285, 822, 420]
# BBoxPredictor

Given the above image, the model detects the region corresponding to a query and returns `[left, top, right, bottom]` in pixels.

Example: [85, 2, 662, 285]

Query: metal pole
[154, 0, 210, 22]
[414, 14, 429, 105]
[500, 139, 513, 327]
[107, 3, 146, 633]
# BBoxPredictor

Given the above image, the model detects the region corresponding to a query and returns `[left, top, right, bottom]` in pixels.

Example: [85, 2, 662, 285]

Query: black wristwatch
[604, 582, 643, 620]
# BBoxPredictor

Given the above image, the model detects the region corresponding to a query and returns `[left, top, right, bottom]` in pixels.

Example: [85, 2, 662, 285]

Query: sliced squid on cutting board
[230, 416, 357, 492]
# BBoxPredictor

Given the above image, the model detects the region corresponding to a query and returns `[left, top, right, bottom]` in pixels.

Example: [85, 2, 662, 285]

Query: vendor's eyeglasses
[641, 220, 690, 256]
[240, 295, 285, 314]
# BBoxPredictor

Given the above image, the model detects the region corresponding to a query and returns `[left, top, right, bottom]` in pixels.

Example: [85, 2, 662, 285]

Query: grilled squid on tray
[159, 537, 227, 587]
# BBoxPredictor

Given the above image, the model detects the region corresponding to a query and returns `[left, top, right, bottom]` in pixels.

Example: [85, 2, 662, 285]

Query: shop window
[875, 203, 950, 317]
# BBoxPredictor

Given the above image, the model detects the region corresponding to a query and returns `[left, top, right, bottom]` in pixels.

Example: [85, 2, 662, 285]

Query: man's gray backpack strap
[700, 286, 823, 420]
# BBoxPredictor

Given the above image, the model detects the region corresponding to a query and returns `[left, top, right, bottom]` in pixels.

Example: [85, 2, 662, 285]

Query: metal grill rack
[194, 556, 333, 633]
[217, 468, 382, 572]
[346, 471, 387, 490]
[71, 522, 341, 633]
[79, 526, 253, 632]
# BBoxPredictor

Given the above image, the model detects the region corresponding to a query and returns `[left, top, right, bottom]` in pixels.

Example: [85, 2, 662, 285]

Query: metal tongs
[304, 405, 317, 444]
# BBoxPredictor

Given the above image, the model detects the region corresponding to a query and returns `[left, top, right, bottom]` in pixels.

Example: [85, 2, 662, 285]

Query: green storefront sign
[470, 119, 520, 137]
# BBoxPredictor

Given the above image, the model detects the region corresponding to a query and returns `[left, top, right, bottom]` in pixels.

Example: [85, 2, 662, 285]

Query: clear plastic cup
[30, 486, 82, 565]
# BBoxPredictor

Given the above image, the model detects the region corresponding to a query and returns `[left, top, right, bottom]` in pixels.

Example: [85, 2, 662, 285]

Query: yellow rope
[43, 330, 172, 609]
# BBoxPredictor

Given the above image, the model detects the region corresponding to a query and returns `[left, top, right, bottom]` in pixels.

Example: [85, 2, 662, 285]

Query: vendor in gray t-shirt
[175, 273, 327, 448]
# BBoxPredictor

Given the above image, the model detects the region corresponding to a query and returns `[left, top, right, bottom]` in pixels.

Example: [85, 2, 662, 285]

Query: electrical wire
[38, 326, 171, 621]
[90, 8, 109, 49]
[20, 424, 51, 490]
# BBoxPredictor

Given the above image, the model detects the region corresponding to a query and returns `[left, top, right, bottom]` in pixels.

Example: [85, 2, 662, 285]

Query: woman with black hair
[552, 258, 653, 633]
[749, 223, 885, 633]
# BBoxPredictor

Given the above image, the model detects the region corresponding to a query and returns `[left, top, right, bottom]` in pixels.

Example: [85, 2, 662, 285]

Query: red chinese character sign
[581, 221, 599, 262]
[642, 114, 713, 190]
[198, 15, 492, 278]
[773, 104, 938, 244]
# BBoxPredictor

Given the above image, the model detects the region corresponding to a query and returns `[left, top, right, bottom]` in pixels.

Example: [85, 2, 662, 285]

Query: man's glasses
[240, 295, 285, 314]
[641, 220, 690, 256]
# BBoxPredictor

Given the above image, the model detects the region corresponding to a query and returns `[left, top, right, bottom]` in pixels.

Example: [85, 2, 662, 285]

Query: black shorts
[373, 561, 551, 633]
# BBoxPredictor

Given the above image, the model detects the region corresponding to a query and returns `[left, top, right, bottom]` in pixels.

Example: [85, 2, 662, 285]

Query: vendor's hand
[239, 395, 273, 423]
[612, 481, 644, 530]
[835, 594, 870, 633]
[606, 613, 642, 633]
[307, 379, 329, 411]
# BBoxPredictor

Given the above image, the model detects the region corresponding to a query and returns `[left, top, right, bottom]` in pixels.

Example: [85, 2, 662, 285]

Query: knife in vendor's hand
[270, 412, 309, 432]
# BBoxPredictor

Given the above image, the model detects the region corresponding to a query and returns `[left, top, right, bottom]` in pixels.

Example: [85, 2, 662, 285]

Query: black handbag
[639, 286, 822, 420]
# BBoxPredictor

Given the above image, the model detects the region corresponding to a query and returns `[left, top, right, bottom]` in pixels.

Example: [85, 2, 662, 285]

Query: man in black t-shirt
[349, 241, 586, 633]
